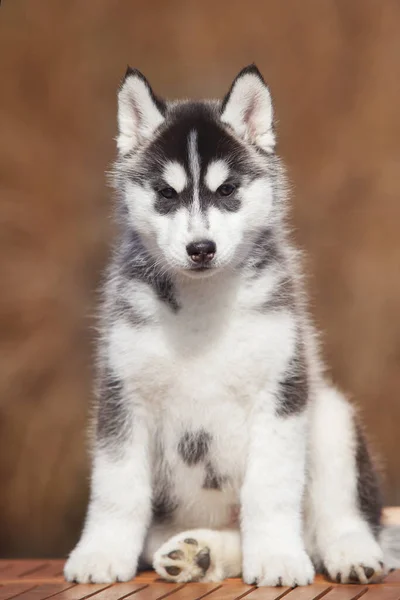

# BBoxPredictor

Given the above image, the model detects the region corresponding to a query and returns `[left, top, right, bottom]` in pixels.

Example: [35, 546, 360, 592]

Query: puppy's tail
[381, 525, 400, 570]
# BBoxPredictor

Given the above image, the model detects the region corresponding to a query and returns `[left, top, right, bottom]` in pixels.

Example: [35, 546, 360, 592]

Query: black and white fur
[64, 65, 397, 587]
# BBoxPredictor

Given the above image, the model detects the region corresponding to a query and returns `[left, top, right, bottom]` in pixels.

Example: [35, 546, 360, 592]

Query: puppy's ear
[117, 67, 165, 154]
[221, 65, 275, 153]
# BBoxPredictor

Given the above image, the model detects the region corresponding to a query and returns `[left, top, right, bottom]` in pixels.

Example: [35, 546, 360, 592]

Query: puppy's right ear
[117, 67, 165, 155]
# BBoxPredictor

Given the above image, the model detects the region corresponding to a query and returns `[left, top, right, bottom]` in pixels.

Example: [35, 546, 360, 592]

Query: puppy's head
[114, 65, 283, 278]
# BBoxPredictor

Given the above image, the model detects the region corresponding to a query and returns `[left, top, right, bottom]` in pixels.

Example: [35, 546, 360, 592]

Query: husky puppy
[64, 65, 392, 587]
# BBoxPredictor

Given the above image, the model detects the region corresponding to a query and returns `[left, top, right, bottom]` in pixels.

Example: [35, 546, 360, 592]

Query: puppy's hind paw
[154, 531, 224, 583]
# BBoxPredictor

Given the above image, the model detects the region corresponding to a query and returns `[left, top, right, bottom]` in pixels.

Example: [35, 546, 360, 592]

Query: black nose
[186, 240, 217, 264]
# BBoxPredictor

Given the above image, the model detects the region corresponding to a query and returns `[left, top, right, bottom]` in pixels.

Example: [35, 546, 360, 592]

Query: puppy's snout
[186, 240, 216, 265]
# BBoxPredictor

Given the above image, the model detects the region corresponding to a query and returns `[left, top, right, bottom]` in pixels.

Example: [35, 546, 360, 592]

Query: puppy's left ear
[117, 66, 166, 155]
[221, 65, 275, 153]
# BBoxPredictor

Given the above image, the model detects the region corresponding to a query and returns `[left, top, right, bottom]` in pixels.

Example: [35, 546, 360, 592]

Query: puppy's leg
[307, 384, 385, 584]
[241, 389, 314, 587]
[153, 529, 242, 583]
[64, 372, 152, 583]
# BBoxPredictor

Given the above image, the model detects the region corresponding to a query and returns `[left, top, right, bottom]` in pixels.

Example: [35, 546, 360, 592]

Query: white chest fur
[108, 271, 296, 401]
[106, 271, 297, 530]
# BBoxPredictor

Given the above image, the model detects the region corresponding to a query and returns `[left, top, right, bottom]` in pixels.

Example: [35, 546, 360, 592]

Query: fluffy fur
[64, 65, 395, 587]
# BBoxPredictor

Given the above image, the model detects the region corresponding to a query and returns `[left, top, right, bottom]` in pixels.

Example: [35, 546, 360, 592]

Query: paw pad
[165, 566, 181, 576]
[154, 536, 212, 583]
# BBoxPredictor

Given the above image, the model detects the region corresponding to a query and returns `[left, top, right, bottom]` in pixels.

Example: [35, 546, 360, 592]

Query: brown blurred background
[0, 0, 399, 558]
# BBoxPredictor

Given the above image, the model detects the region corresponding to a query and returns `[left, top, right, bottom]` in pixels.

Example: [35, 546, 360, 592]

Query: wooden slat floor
[1, 510, 399, 600]
[0, 561, 399, 600]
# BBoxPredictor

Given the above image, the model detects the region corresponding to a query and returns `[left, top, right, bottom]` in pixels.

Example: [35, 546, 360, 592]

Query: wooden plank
[19, 580, 67, 585]
[202, 583, 255, 599]
[76, 583, 149, 600]
[21, 564, 66, 580]
[385, 572, 400, 584]
[0, 584, 38, 600]
[278, 585, 332, 600]
[116, 583, 184, 599]
[0, 563, 49, 581]
[133, 575, 159, 584]
[237, 585, 291, 599]
[363, 586, 400, 600]
[322, 586, 367, 600]
[314, 579, 334, 586]
[162, 583, 221, 599]
[8, 583, 75, 600]
[40, 584, 112, 600]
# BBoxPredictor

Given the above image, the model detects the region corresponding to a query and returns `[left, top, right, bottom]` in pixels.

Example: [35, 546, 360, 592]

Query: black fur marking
[355, 425, 383, 537]
[275, 343, 309, 417]
[178, 430, 211, 466]
[145, 102, 262, 215]
[96, 369, 131, 445]
[152, 447, 179, 523]
[262, 276, 294, 312]
[119, 229, 179, 312]
[116, 298, 150, 326]
[154, 194, 182, 216]
[184, 538, 198, 545]
[203, 462, 225, 490]
[152, 485, 179, 523]
[250, 228, 282, 272]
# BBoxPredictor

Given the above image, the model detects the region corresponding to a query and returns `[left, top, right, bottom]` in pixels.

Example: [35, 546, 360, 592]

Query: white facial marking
[187, 130, 200, 211]
[163, 161, 187, 193]
[205, 160, 230, 192]
[125, 181, 155, 229]
[240, 177, 273, 219]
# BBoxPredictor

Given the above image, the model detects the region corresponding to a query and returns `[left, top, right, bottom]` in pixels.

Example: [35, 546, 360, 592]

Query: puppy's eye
[159, 187, 177, 199]
[217, 183, 236, 197]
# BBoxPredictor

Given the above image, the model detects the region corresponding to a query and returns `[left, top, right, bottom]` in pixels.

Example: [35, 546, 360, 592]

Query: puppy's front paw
[64, 544, 138, 584]
[322, 532, 386, 584]
[243, 545, 315, 587]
